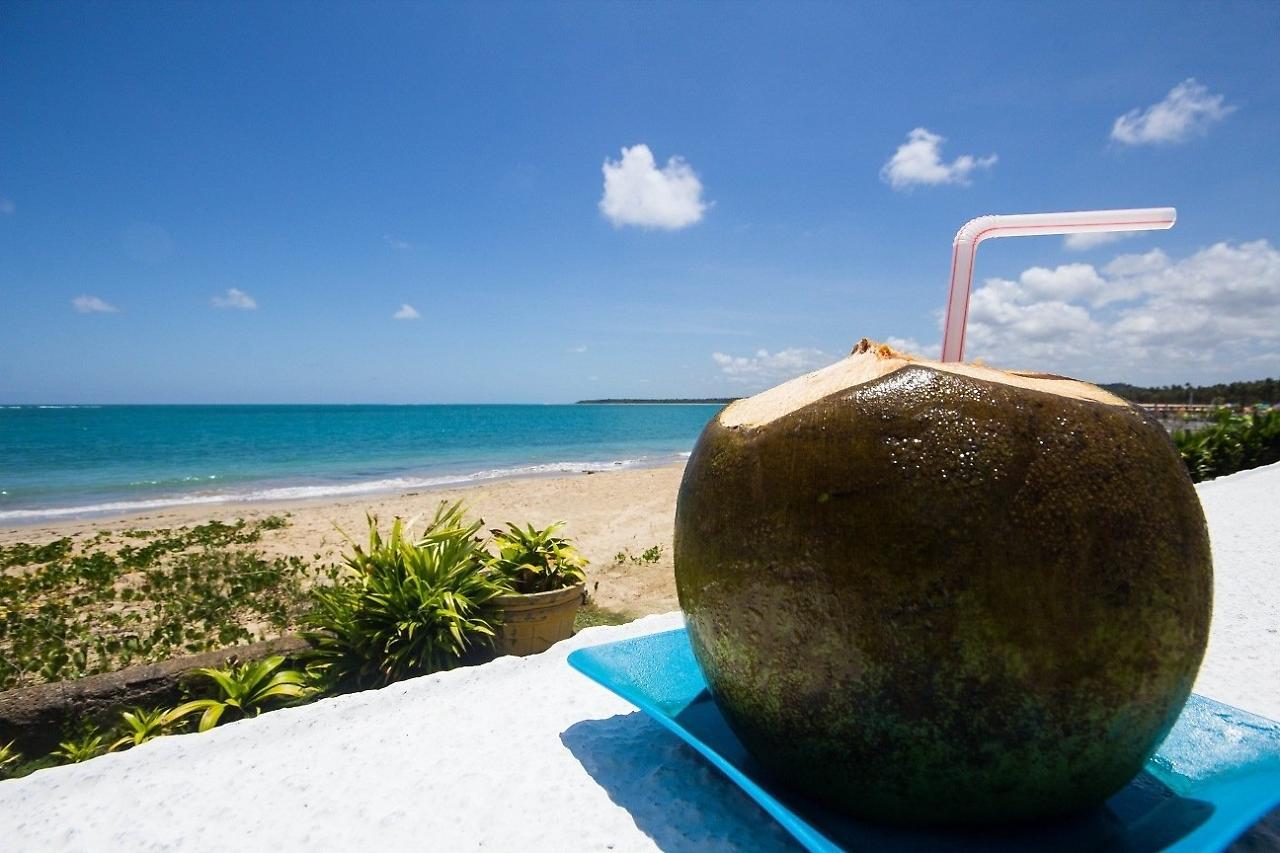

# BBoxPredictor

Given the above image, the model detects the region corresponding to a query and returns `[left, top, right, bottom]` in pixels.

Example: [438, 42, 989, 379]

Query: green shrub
[488, 522, 587, 594]
[1174, 409, 1280, 483]
[53, 728, 110, 764]
[302, 502, 509, 691]
[111, 707, 172, 750]
[165, 656, 316, 732]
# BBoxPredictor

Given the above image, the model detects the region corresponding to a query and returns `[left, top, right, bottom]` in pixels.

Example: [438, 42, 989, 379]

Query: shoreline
[1, 462, 690, 618]
[0, 452, 693, 528]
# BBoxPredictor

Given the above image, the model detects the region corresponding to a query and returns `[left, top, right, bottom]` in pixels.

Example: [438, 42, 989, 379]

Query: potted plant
[486, 522, 588, 656]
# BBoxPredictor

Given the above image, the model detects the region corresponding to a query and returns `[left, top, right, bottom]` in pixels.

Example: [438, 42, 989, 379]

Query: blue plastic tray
[568, 628, 1280, 852]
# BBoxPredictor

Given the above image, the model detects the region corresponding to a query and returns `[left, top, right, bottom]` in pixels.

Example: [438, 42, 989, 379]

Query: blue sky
[2, 1, 1278, 403]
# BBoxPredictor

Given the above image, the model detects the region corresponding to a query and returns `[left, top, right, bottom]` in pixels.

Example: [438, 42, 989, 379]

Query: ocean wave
[0, 454, 685, 522]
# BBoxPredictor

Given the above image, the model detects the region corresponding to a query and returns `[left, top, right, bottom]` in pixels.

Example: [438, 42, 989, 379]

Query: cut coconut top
[719, 339, 1130, 429]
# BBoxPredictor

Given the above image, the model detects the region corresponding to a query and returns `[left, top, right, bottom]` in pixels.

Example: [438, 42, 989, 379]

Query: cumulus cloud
[712, 347, 833, 389]
[880, 128, 996, 191]
[383, 235, 411, 250]
[1111, 79, 1235, 146]
[71, 295, 118, 314]
[393, 304, 420, 320]
[599, 144, 707, 230]
[963, 239, 1280, 382]
[212, 288, 257, 310]
[0, 197, 14, 215]
[568, 345, 588, 353]
[1063, 231, 1137, 251]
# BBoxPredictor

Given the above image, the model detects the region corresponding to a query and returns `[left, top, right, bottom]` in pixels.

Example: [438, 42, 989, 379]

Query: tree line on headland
[576, 398, 738, 404]
[1101, 378, 1277, 406]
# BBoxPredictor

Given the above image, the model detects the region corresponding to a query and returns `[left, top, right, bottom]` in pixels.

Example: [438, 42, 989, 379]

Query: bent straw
[940, 207, 1176, 362]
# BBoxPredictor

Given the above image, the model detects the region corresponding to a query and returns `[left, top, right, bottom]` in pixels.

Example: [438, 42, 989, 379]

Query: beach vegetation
[110, 707, 173, 750]
[0, 741, 20, 777]
[165, 656, 316, 732]
[302, 502, 508, 690]
[488, 521, 587, 594]
[613, 544, 663, 567]
[1174, 408, 1280, 482]
[52, 728, 111, 764]
[574, 602, 632, 630]
[0, 516, 313, 691]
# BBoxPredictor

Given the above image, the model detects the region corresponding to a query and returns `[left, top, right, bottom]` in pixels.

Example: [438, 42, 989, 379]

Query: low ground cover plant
[166, 655, 316, 731]
[112, 707, 172, 749]
[52, 729, 111, 764]
[1, 654, 317, 779]
[613, 545, 663, 567]
[1174, 408, 1280, 483]
[0, 517, 313, 690]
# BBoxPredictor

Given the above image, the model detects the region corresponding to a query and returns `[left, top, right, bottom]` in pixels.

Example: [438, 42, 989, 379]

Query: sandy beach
[0, 463, 689, 620]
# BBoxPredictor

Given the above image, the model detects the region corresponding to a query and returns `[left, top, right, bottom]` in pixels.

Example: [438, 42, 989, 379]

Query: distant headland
[576, 398, 738, 405]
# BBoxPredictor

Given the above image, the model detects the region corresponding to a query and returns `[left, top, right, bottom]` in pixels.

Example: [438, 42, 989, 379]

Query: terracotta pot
[492, 582, 585, 656]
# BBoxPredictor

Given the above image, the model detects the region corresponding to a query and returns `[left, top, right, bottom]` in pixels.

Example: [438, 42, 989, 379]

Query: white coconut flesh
[719, 339, 1130, 429]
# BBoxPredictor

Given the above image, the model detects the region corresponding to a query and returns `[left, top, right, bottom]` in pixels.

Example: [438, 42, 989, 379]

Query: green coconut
[674, 339, 1211, 825]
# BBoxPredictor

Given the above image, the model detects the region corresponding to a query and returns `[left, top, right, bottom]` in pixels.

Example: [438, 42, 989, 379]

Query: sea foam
[0, 455, 678, 522]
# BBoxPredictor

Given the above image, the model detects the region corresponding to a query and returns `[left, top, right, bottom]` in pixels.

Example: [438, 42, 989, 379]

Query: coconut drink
[672, 210, 1211, 825]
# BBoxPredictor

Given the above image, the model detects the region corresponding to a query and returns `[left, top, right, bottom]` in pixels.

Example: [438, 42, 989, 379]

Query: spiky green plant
[110, 707, 171, 750]
[53, 729, 110, 764]
[165, 656, 315, 733]
[0, 740, 21, 777]
[488, 521, 587, 594]
[303, 501, 510, 690]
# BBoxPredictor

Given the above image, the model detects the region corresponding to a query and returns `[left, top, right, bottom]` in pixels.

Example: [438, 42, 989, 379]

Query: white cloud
[1111, 79, 1235, 146]
[1063, 231, 1137, 251]
[1018, 263, 1111, 304]
[383, 235, 411, 250]
[569, 345, 588, 353]
[963, 239, 1280, 382]
[212, 288, 257, 310]
[393, 304, 420, 320]
[880, 128, 996, 191]
[71, 295, 118, 314]
[884, 337, 939, 359]
[712, 347, 833, 389]
[0, 197, 14, 215]
[599, 144, 707, 230]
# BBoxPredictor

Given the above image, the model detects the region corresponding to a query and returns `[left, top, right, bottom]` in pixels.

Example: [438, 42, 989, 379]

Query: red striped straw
[940, 208, 1177, 362]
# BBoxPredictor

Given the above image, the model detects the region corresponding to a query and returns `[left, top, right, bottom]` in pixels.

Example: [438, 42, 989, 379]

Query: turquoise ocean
[0, 405, 722, 523]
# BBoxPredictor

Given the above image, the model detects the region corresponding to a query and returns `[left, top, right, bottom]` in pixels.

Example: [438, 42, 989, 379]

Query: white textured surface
[0, 464, 1276, 851]
[0, 613, 796, 852]
[1192, 463, 1280, 721]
